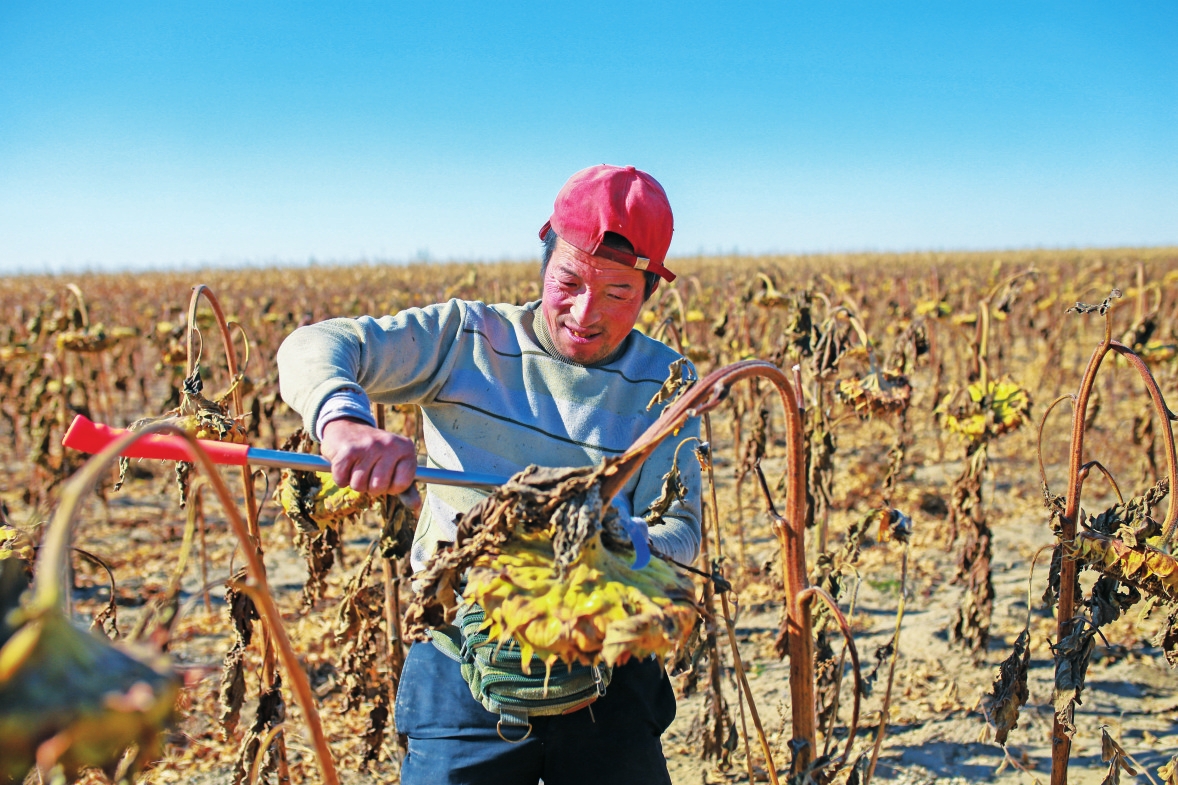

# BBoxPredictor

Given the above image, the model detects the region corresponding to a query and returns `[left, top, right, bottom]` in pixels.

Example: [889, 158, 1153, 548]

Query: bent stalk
[40, 422, 340, 785]
[1048, 309, 1178, 785]
[602, 360, 816, 773]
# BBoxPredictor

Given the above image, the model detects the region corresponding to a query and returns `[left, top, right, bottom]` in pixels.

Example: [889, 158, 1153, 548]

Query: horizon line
[3, 241, 1176, 280]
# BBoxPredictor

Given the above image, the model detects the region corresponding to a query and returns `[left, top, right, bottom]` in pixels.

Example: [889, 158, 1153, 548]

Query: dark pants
[394, 642, 677, 785]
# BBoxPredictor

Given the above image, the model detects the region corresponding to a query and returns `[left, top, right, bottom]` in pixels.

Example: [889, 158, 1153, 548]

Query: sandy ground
[661, 514, 1178, 785]
[659, 449, 1178, 785]
[13, 440, 1168, 785]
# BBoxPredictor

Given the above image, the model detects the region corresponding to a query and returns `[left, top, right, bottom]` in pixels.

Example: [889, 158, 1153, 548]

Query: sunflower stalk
[1046, 291, 1178, 785]
[864, 511, 912, 785]
[594, 360, 815, 773]
[691, 414, 737, 767]
[183, 284, 293, 785]
[67, 423, 339, 785]
[942, 275, 1034, 658]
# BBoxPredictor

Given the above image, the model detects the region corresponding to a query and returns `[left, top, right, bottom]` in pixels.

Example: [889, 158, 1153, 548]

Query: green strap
[427, 624, 464, 662]
[495, 708, 532, 744]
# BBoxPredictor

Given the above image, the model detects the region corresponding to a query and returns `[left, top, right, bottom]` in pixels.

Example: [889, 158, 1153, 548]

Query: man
[277, 164, 702, 784]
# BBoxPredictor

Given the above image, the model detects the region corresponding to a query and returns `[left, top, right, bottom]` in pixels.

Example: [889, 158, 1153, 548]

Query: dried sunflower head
[408, 464, 697, 674]
[151, 324, 189, 368]
[175, 370, 248, 444]
[1, 530, 35, 644]
[54, 325, 138, 354]
[914, 300, 951, 318]
[0, 525, 34, 566]
[836, 369, 912, 419]
[466, 525, 697, 673]
[0, 344, 32, 362]
[276, 469, 374, 532]
[1138, 340, 1178, 365]
[0, 601, 178, 782]
[123, 368, 248, 447]
[117, 367, 251, 503]
[752, 273, 788, 308]
[940, 379, 1030, 443]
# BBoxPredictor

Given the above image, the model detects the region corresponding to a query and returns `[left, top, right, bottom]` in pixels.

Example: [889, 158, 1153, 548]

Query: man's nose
[570, 291, 600, 325]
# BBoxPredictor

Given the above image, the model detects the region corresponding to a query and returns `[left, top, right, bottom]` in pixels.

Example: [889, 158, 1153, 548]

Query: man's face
[541, 238, 647, 365]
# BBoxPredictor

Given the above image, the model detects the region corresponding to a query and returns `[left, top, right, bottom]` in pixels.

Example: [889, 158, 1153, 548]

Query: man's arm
[276, 300, 467, 494]
[277, 300, 467, 434]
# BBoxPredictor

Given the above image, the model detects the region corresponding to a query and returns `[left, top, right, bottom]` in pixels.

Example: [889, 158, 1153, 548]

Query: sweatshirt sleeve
[315, 388, 376, 440]
[276, 299, 467, 439]
[633, 413, 703, 566]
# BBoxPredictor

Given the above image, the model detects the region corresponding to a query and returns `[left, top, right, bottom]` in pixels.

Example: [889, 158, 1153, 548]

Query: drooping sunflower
[407, 464, 697, 676]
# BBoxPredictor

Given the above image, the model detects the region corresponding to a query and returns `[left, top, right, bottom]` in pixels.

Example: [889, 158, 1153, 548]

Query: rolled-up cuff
[315, 388, 376, 440]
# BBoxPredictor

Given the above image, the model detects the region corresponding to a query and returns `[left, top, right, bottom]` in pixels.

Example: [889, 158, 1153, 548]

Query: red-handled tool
[62, 414, 509, 489]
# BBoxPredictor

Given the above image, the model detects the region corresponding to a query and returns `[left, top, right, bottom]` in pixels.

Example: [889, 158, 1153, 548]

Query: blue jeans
[394, 642, 676, 785]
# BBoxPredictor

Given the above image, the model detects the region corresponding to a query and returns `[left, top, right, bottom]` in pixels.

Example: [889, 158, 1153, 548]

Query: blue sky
[1, 2, 1175, 274]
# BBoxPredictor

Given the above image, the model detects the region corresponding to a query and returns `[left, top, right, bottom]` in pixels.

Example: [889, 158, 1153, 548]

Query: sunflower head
[276, 470, 373, 532]
[940, 379, 1031, 443]
[0, 603, 179, 782]
[836, 369, 912, 419]
[408, 464, 698, 672]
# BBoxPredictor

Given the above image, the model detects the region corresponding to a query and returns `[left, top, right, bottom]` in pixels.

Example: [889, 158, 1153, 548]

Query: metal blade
[245, 447, 509, 489]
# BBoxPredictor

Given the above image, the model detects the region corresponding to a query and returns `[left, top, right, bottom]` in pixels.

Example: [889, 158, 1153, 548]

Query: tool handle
[62, 414, 251, 466]
[63, 414, 510, 488]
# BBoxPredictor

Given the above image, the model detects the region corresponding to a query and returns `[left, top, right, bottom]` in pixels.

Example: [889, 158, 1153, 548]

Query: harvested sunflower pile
[406, 464, 698, 674]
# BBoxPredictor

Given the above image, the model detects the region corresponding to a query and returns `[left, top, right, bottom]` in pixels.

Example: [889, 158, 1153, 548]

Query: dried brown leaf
[1067, 288, 1122, 316]
[230, 675, 286, 785]
[646, 357, 698, 411]
[218, 642, 247, 736]
[1099, 726, 1137, 785]
[987, 628, 1031, 745]
[1050, 620, 1097, 736]
[643, 440, 691, 524]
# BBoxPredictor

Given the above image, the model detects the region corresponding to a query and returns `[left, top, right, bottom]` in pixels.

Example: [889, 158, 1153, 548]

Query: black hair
[541, 230, 660, 301]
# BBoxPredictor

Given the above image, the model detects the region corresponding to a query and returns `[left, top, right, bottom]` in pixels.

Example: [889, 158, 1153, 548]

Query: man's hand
[320, 418, 419, 499]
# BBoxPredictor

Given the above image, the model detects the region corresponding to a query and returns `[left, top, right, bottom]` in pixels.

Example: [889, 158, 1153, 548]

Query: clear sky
[1, 2, 1175, 274]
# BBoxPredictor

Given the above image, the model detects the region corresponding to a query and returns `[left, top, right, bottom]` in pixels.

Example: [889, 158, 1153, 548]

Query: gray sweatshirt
[276, 298, 702, 572]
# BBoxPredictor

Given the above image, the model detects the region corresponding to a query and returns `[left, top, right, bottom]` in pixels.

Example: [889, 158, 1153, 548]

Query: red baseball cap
[539, 164, 676, 283]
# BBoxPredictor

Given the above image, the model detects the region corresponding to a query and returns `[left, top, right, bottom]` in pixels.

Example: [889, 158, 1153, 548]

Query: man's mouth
[563, 324, 601, 343]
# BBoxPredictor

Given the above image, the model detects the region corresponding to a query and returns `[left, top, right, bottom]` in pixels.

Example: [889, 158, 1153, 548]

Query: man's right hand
[320, 418, 419, 498]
